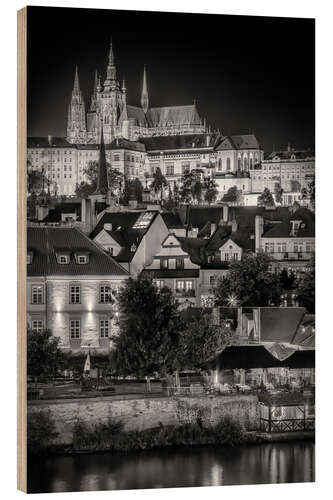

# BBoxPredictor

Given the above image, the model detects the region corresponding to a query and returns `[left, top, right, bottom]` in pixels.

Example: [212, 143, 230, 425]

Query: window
[107, 247, 114, 255]
[32, 319, 43, 332]
[155, 280, 165, 289]
[160, 258, 168, 269]
[100, 284, 112, 303]
[58, 254, 70, 264]
[233, 253, 239, 260]
[209, 275, 217, 286]
[226, 158, 231, 171]
[69, 319, 81, 339]
[70, 284, 81, 304]
[27, 252, 32, 264]
[166, 164, 174, 176]
[181, 163, 190, 174]
[218, 159, 222, 171]
[31, 285, 43, 304]
[277, 243, 287, 253]
[176, 257, 184, 270]
[100, 319, 109, 338]
[77, 255, 87, 264]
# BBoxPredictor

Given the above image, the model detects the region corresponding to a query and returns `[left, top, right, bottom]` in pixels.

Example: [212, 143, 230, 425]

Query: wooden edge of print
[17, 6, 27, 493]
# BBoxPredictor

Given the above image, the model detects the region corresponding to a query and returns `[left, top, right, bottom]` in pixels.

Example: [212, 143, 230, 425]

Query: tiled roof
[291, 315, 315, 348]
[216, 134, 261, 151]
[108, 138, 146, 152]
[146, 105, 202, 128]
[141, 133, 219, 152]
[206, 225, 255, 252]
[266, 150, 315, 161]
[260, 307, 306, 343]
[27, 137, 74, 148]
[27, 227, 129, 277]
[90, 211, 159, 263]
[263, 208, 315, 238]
[41, 202, 82, 223]
[161, 212, 184, 229]
[123, 105, 148, 127]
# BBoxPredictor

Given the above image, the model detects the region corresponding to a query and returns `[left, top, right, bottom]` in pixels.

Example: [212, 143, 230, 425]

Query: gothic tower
[66, 66, 87, 144]
[96, 39, 125, 143]
[141, 66, 149, 114]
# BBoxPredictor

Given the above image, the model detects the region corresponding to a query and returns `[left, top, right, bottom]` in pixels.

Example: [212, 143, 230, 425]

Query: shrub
[27, 410, 58, 455]
[213, 416, 245, 445]
[73, 418, 124, 451]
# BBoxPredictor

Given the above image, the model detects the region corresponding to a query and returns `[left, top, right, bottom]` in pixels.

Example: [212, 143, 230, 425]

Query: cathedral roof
[86, 111, 98, 133]
[119, 105, 147, 127]
[141, 133, 219, 152]
[27, 137, 73, 148]
[108, 138, 146, 152]
[216, 134, 261, 151]
[146, 104, 202, 127]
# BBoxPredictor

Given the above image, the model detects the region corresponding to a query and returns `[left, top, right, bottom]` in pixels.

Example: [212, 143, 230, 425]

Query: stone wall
[28, 394, 260, 445]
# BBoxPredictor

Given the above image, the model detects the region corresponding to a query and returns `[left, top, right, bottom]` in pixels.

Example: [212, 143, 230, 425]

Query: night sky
[27, 6, 315, 153]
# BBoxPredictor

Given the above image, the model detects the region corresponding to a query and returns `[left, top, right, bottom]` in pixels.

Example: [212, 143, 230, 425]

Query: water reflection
[28, 441, 315, 493]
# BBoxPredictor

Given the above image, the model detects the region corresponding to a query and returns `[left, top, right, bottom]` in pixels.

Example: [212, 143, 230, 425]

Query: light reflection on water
[28, 441, 315, 493]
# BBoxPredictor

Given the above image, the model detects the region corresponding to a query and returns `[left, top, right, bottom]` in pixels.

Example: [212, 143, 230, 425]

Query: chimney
[255, 215, 264, 252]
[223, 204, 228, 223]
[231, 220, 238, 232]
[48, 135, 52, 147]
[104, 222, 113, 231]
[206, 134, 210, 147]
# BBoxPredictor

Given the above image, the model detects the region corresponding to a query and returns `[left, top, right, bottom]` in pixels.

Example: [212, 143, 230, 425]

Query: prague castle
[67, 40, 205, 144]
[27, 39, 314, 199]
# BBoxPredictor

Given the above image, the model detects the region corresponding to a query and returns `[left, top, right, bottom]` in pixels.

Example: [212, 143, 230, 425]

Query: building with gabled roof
[27, 227, 129, 353]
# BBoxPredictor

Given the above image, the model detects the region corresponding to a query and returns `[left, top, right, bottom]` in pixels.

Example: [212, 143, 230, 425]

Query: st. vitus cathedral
[66, 40, 206, 145]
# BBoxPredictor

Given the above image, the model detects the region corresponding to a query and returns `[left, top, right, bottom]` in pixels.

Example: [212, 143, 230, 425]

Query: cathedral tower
[66, 66, 87, 144]
[141, 66, 149, 114]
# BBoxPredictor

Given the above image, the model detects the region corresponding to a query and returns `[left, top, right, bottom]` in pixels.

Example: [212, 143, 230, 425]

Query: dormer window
[130, 244, 137, 253]
[58, 254, 69, 264]
[78, 255, 87, 264]
[74, 251, 90, 264]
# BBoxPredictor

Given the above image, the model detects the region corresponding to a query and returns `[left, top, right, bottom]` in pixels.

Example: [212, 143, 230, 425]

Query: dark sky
[27, 6, 315, 153]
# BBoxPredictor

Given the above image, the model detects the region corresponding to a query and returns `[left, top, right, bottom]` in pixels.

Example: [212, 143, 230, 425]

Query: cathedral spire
[108, 38, 114, 65]
[95, 123, 109, 195]
[90, 70, 98, 111]
[73, 65, 80, 94]
[141, 65, 149, 114]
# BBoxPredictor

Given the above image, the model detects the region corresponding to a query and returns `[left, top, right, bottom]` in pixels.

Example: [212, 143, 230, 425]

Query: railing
[260, 417, 315, 433]
[175, 289, 196, 297]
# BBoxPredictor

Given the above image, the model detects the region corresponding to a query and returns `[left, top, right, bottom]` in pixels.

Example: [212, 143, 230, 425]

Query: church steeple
[95, 124, 109, 195]
[90, 70, 98, 111]
[67, 66, 87, 144]
[104, 38, 117, 89]
[141, 66, 149, 114]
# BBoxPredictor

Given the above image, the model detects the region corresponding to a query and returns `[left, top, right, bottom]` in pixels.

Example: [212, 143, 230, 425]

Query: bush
[27, 410, 58, 455]
[71, 416, 245, 452]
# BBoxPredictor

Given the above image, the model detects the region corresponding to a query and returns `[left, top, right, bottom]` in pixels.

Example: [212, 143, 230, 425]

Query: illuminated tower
[141, 66, 149, 114]
[66, 66, 87, 144]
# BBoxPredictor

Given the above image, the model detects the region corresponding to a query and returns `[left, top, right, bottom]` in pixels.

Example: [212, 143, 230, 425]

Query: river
[27, 441, 314, 493]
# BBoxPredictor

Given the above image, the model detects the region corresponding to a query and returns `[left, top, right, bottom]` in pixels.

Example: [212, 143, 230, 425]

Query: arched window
[244, 157, 248, 170]
[249, 157, 253, 169]
[226, 158, 231, 171]
[218, 158, 222, 171]
[238, 157, 242, 170]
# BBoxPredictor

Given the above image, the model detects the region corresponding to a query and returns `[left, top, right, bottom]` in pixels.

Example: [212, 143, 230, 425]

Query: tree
[204, 177, 219, 205]
[179, 169, 203, 204]
[27, 329, 67, 380]
[75, 160, 123, 198]
[302, 179, 315, 209]
[279, 268, 296, 291]
[111, 277, 185, 384]
[274, 182, 283, 204]
[212, 253, 282, 307]
[120, 178, 144, 205]
[27, 167, 47, 194]
[150, 167, 168, 202]
[257, 188, 275, 207]
[179, 311, 235, 369]
[222, 186, 241, 203]
[296, 254, 315, 313]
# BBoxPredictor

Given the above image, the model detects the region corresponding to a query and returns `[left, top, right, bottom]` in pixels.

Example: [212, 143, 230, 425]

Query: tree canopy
[150, 167, 168, 202]
[75, 160, 123, 198]
[274, 182, 283, 204]
[257, 188, 275, 207]
[27, 329, 67, 379]
[222, 186, 242, 203]
[296, 254, 315, 313]
[212, 253, 282, 307]
[179, 169, 203, 204]
[204, 177, 219, 204]
[111, 277, 185, 377]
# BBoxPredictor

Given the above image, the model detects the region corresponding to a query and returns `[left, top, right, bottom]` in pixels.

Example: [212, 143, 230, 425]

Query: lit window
[70, 284, 81, 304]
[176, 257, 184, 270]
[100, 285, 112, 303]
[154, 280, 165, 289]
[58, 255, 69, 264]
[32, 319, 43, 333]
[100, 319, 109, 338]
[69, 319, 81, 339]
[77, 255, 87, 264]
[27, 253, 32, 264]
[31, 285, 43, 304]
